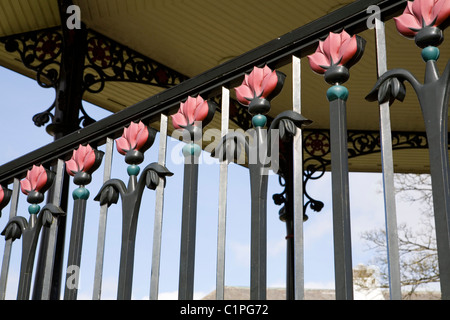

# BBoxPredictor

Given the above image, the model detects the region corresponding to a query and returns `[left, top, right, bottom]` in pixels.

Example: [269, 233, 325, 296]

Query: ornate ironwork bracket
[0, 27, 188, 130]
[82, 29, 188, 94]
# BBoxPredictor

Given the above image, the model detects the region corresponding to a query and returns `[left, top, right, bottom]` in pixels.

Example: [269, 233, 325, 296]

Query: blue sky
[0, 65, 425, 300]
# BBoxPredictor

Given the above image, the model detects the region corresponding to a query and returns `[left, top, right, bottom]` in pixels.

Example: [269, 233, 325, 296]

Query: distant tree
[361, 174, 439, 298]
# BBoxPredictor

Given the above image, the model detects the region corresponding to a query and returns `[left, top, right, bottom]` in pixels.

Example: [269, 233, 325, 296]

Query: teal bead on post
[182, 143, 202, 158]
[327, 85, 349, 102]
[127, 165, 141, 177]
[73, 187, 90, 200]
[422, 46, 440, 62]
[28, 204, 40, 215]
[252, 115, 267, 128]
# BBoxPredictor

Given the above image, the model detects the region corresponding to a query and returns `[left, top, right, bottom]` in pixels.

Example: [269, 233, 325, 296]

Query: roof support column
[32, 0, 87, 300]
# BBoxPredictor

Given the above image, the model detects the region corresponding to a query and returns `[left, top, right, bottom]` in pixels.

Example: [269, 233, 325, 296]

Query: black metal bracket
[0, 27, 189, 130]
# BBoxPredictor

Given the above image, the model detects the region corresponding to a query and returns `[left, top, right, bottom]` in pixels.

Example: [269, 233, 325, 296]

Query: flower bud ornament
[235, 65, 286, 116]
[116, 121, 156, 166]
[308, 30, 366, 85]
[171, 95, 217, 141]
[394, 0, 450, 48]
[21, 165, 55, 214]
[66, 144, 104, 186]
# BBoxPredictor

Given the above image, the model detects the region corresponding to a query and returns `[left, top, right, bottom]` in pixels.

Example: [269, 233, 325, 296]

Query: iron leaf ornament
[376, 78, 407, 106]
[2, 216, 28, 242]
[97, 185, 120, 207]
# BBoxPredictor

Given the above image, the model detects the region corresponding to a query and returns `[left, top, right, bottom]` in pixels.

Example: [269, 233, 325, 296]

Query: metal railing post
[374, 17, 402, 300]
[216, 87, 230, 300]
[92, 138, 114, 300]
[150, 115, 169, 300]
[292, 56, 305, 300]
[0, 179, 20, 300]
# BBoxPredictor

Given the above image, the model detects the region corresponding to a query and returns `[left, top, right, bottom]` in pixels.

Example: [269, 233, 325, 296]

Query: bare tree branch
[360, 174, 439, 298]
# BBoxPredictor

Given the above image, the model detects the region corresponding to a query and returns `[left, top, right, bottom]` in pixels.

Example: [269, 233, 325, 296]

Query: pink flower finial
[116, 121, 156, 165]
[0, 186, 12, 216]
[308, 30, 366, 84]
[21, 165, 52, 196]
[394, 0, 450, 47]
[66, 144, 104, 185]
[171, 95, 217, 139]
[20, 165, 55, 206]
[234, 65, 286, 115]
[66, 145, 100, 175]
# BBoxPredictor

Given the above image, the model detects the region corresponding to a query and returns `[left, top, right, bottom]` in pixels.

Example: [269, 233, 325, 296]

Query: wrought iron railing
[0, 0, 449, 301]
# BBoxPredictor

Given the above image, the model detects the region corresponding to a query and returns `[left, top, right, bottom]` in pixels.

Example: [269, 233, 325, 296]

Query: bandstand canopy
[0, 0, 449, 174]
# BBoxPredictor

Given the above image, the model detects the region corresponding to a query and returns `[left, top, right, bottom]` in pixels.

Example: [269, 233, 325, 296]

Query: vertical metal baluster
[249, 128, 268, 301]
[216, 87, 230, 300]
[0, 179, 20, 300]
[178, 145, 200, 300]
[64, 193, 88, 300]
[150, 115, 169, 300]
[375, 18, 402, 301]
[93, 138, 114, 300]
[329, 95, 353, 300]
[292, 56, 305, 300]
[93, 138, 114, 299]
[309, 30, 366, 300]
[41, 159, 65, 300]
